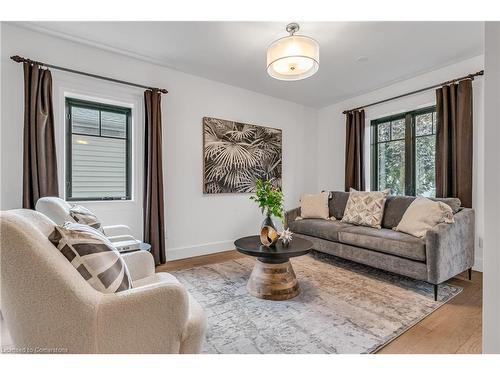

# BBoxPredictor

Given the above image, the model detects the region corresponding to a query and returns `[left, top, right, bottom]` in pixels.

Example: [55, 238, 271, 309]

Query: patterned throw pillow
[69, 204, 103, 232]
[341, 188, 390, 229]
[49, 223, 132, 293]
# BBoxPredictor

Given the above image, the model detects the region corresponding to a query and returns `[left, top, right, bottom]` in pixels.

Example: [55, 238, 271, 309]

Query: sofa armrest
[179, 295, 207, 354]
[102, 224, 133, 237]
[120, 250, 155, 281]
[107, 235, 136, 243]
[97, 281, 190, 353]
[284, 207, 301, 227]
[425, 208, 475, 284]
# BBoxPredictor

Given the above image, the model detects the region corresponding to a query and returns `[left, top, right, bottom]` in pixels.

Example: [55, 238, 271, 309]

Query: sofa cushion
[338, 226, 426, 261]
[382, 195, 415, 229]
[395, 196, 454, 238]
[382, 195, 462, 229]
[328, 191, 350, 220]
[300, 192, 330, 219]
[288, 219, 353, 242]
[431, 197, 461, 213]
[341, 189, 390, 229]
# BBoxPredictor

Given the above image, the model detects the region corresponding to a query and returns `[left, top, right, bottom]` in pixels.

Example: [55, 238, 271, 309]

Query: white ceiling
[17, 21, 484, 108]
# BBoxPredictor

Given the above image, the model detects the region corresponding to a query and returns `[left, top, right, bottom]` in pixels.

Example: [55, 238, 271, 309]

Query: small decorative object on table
[260, 216, 279, 246]
[279, 228, 293, 246]
[250, 179, 284, 246]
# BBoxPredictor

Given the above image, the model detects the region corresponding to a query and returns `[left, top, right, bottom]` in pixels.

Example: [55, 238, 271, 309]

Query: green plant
[249, 179, 284, 221]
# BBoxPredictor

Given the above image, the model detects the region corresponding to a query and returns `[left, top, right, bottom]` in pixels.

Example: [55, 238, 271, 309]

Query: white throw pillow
[299, 192, 331, 220]
[341, 188, 390, 229]
[395, 196, 455, 238]
[69, 204, 103, 232]
[49, 222, 132, 293]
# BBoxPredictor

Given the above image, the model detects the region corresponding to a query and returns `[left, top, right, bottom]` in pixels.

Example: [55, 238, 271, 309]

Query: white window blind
[67, 99, 131, 200]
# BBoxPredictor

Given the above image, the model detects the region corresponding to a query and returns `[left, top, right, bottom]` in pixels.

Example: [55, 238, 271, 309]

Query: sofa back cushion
[328, 191, 350, 220]
[382, 195, 461, 229]
[327, 191, 461, 229]
[382, 195, 416, 229]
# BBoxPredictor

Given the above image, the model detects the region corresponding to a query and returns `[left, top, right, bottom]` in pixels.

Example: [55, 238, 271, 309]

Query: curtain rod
[343, 70, 484, 114]
[10, 55, 168, 94]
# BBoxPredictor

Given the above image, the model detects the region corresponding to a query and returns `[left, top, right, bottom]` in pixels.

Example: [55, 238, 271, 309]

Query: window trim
[371, 106, 436, 196]
[65, 97, 132, 201]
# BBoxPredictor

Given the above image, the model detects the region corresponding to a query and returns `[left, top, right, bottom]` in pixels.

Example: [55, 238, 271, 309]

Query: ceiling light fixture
[267, 23, 319, 81]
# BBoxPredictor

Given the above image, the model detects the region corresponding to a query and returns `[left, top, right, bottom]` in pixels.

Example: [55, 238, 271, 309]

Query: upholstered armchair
[0, 209, 206, 353]
[35, 196, 134, 243]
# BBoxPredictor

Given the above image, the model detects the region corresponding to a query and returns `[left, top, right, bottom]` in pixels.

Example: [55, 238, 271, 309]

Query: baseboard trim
[166, 240, 235, 261]
[473, 256, 483, 272]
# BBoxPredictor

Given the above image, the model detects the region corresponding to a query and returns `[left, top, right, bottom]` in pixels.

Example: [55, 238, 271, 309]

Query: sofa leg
[434, 284, 438, 301]
[468, 268, 472, 281]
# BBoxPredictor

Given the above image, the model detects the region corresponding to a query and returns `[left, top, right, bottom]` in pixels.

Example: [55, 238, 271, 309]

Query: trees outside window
[371, 107, 436, 197]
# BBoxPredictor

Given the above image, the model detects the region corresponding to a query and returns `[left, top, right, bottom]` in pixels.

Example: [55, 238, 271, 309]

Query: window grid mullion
[66, 98, 131, 201]
[372, 106, 436, 197]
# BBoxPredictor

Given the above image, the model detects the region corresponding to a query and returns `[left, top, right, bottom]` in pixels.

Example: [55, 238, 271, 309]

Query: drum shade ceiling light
[267, 23, 319, 81]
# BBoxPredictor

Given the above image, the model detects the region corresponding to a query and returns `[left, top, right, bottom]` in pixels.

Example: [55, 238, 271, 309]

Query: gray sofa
[285, 192, 474, 300]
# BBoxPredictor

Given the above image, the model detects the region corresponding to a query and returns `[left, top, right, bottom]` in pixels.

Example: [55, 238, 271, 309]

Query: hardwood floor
[159, 250, 482, 354]
[157, 250, 243, 272]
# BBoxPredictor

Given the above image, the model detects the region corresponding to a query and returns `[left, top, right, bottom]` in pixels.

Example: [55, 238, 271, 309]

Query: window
[371, 106, 437, 197]
[66, 98, 131, 201]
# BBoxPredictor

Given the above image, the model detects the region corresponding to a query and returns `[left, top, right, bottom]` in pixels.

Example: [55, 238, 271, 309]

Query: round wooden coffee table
[234, 235, 313, 301]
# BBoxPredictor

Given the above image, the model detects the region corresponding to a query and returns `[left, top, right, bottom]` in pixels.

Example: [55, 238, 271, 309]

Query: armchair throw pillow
[69, 204, 103, 232]
[49, 222, 132, 293]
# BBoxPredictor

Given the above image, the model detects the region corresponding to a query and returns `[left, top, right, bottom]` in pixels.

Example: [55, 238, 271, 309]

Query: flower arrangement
[249, 179, 284, 221]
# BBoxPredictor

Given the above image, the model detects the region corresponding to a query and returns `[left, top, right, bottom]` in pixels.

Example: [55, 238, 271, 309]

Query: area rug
[172, 252, 462, 354]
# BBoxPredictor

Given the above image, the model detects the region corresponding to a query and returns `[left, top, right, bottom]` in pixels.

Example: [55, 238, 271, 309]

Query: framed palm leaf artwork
[203, 117, 282, 194]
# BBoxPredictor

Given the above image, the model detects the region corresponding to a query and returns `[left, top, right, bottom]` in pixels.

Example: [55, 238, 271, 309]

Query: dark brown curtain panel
[345, 109, 366, 191]
[435, 79, 473, 207]
[22, 63, 59, 209]
[143, 90, 166, 265]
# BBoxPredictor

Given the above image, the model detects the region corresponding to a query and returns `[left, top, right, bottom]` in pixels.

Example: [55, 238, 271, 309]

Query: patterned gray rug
[172, 252, 462, 354]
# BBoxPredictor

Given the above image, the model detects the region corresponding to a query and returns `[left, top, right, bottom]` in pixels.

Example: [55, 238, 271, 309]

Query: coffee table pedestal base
[247, 259, 300, 301]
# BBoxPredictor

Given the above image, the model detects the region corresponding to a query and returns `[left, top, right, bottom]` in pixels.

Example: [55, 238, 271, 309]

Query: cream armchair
[35, 196, 134, 243]
[0, 209, 206, 353]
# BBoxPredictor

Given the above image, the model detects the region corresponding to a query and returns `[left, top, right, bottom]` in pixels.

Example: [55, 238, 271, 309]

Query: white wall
[0, 22, 487, 270]
[0, 23, 318, 260]
[317, 56, 485, 271]
[483, 21, 500, 354]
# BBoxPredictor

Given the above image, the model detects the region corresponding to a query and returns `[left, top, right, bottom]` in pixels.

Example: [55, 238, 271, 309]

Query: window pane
[377, 140, 405, 195]
[72, 107, 99, 135]
[416, 135, 436, 197]
[416, 112, 433, 136]
[101, 111, 127, 138]
[391, 119, 405, 140]
[377, 122, 390, 142]
[432, 111, 437, 134]
[71, 135, 127, 199]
